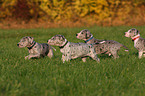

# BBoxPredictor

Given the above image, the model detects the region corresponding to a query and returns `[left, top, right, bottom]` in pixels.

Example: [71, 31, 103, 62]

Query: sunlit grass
[0, 26, 145, 96]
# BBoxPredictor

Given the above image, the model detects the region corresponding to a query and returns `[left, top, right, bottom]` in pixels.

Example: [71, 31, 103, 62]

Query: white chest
[60, 44, 70, 54]
[134, 38, 139, 48]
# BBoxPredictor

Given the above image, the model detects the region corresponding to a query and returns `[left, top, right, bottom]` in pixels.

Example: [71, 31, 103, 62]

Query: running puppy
[125, 28, 145, 58]
[76, 29, 129, 58]
[17, 36, 55, 59]
[47, 35, 100, 63]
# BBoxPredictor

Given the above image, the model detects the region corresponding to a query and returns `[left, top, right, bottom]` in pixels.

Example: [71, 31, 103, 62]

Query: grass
[0, 26, 145, 96]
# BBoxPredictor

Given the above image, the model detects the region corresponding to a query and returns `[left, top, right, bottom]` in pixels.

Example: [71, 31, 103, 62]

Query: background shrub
[0, 0, 145, 27]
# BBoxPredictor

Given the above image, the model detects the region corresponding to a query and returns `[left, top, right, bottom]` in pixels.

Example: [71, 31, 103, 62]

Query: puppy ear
[28, 36, 34, 44]
[134, 29, 140, 35]
[60, 36, 65, 41]
[86, 30, 91, 39]
[137, 30, 140, 34]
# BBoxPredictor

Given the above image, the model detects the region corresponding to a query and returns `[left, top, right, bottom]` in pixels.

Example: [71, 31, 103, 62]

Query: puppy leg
[89, 49, 100, 62]
[105, 51, 112, 56]
[65, 55, 71, 62]
[25, 55, 29, 60]
[62, 55, 65, 63]
[138, 51, 143, 59]
[28, 54, 40, 59]
[61, 54, 71, 63]
[91, 54, 100, 62]
[47, 49, 54, 58]
[25, 54, 40, 60]
[110, 50, 119, 59]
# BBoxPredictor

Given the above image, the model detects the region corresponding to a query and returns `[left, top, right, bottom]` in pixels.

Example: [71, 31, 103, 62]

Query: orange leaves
[0, 0, 17, 18]
[0, 0, 144, 24]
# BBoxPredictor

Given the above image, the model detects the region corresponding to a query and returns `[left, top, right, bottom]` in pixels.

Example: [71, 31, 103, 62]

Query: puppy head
[125, 28, 139, 38]
[76, 29, 92, 40]
[47, 35, 66, 46]
[17, 36, 34, 48]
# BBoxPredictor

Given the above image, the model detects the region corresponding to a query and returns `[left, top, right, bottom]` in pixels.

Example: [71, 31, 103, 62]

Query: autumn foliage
[0, 0, 145, 28]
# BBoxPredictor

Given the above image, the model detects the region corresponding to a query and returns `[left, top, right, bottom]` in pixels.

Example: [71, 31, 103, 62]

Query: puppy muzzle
[124, 32, 129, 37]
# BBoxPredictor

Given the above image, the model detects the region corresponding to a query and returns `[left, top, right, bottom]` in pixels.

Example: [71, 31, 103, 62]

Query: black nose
[76, 34, 78, 36]
[17, 44, 19, 46]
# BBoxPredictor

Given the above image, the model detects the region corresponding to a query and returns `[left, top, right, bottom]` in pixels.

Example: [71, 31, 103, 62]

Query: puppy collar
[132, 35, 140, 41]
[27, 41, 36, 50]
[59, 41, 68, 49]
[85, 36, 93, 43]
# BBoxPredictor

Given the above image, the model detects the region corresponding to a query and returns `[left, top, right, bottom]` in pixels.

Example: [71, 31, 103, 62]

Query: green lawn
[0, 26, 145, 96]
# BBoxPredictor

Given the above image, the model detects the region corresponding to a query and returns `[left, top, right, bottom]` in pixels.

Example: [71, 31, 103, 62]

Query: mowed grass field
[0, 26, 145, 96]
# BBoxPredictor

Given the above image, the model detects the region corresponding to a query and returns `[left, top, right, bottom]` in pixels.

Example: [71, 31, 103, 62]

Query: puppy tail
[121, 44, 129, 52]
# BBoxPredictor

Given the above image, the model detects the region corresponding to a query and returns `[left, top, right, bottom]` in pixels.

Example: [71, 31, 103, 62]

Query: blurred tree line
[0, 0, 145, 26]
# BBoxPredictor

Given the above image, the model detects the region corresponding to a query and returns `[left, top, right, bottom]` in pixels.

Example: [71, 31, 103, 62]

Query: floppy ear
[28, 36, 34, 44]
[86, 30, 91, 39]
[134, 30, 140, 35]
[137, 30, 140, 34]
[60, 37, 65, 41]
[60, 36, 65, 41]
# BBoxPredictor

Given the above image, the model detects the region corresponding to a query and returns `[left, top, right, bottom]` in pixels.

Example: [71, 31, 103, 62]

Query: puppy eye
[129, 31, 131, 33]
[81, 32, 83, 34]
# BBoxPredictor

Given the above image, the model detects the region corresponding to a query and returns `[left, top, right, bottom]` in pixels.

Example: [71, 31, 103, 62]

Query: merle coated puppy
[47, 35, 100, 63]
[76, 29, 129, 58]
[17, 36, 55, 59]
[125, 28, 145, 58]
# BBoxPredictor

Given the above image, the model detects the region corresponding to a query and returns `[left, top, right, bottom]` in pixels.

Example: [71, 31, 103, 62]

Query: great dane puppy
[125, 28, 145, 58]
[47, 35, 100, 63]
[17, 36, 55, 59]
[76, 29, 129, 58]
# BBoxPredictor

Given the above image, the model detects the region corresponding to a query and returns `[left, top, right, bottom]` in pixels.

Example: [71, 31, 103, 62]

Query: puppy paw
[25, 56, 29, 60]
[97, 58, 100, 63]
[108, 53, 111, 56]
[82, 58, 86, 62]
[28, 57, 31, 59]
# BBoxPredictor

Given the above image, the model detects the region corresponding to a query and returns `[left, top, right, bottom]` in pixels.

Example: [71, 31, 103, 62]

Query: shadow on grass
[99, 54, 112, 59]
[132, 52, 138, 56]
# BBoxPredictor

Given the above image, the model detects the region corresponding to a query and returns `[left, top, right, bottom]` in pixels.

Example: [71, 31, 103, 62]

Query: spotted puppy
[125, 28, 145, 58]
[47, 35, 100, 63]
[76, 29, 129, 58]
[17, 36, 55, 59]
